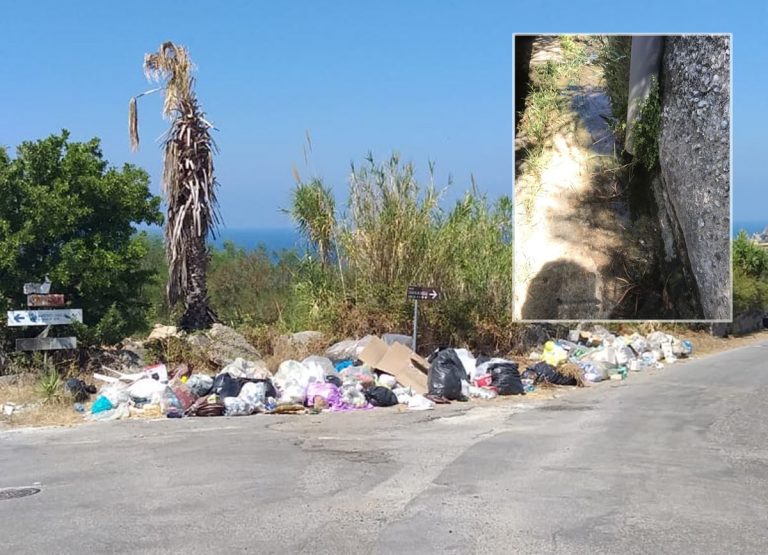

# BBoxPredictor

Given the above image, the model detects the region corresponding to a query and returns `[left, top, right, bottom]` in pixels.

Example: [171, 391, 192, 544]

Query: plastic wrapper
[325, 335, 375, 361]
[169, 381, 196, 410]
[239, 382, 268, 411]
[186, 374, 214, 397]
[277, 381, 307, 406]
[305, 382, 342, 409]
[212, 373, 242, 398]
[274, 360, 323, 391]
[407, 394, 435, 411]
[468, 385, 498, 399]
[454, 348, 477, 379]
[223, 397, 253, 416]
[128, 378, 167, 401]
[542, 341, 568, 366]
[302, 355, 336, 377]
[376, 373, 398, 389]
[341, 379, 368, 408]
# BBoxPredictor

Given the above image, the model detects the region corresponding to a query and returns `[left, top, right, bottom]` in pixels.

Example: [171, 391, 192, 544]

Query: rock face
[202, 323, 261, 366]
[658, 35, 731, 319]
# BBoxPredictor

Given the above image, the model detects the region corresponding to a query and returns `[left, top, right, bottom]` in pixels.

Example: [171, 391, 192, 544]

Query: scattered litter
[57, 329, 695, 425]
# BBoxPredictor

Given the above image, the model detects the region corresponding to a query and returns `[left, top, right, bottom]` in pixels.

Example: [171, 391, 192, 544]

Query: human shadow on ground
[520, 260, 600, 320]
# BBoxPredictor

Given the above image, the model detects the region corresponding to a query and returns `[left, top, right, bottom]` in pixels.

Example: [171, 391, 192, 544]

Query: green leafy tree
[0, 131, 163, 346]
[732, 231, 768, 313]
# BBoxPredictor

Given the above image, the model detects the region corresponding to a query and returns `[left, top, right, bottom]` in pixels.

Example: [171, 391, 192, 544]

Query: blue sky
[2, 0, 765, 228]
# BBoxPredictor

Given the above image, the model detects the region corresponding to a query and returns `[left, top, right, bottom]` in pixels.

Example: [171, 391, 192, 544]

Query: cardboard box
[359, 337, 429, 394]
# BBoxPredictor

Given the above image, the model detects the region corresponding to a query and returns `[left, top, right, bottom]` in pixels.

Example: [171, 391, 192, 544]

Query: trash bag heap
[78, 327, 693, 421]
[524, 326, 694, 385]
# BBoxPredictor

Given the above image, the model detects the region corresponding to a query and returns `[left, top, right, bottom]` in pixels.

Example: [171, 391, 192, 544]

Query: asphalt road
[2, 339, 768, 554]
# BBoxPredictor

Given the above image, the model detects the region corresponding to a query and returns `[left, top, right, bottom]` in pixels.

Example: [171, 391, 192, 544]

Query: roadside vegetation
[733, 231, 768, 313]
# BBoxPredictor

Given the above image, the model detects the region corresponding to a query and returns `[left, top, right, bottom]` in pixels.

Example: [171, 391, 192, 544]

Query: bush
[733, 231, 768, 313]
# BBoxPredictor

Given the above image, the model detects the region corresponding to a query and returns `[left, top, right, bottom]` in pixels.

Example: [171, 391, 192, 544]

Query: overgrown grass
[596, 35, 632, 143]
[286, 153, 515, 352]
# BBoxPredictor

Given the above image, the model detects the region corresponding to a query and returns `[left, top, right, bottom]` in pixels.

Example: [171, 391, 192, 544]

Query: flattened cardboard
[359, 337, 428, 394]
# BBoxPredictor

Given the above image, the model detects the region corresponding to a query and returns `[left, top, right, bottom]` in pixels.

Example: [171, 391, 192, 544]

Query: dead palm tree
[129, 41, 220, 330]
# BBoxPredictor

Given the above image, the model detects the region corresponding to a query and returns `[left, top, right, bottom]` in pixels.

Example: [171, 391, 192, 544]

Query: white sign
[6, 309, 83, 327]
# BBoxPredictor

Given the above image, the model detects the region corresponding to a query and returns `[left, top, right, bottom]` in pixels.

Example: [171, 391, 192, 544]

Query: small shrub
[38, 366, 63, 404]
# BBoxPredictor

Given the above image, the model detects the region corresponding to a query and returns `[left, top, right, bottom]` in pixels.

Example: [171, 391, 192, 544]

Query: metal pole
[412, 299, 418, 353]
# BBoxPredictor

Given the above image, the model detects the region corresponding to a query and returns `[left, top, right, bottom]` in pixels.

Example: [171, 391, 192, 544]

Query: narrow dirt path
[514, 37, 630, 320]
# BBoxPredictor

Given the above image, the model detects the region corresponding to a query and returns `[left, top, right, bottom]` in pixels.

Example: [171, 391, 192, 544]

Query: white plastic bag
[407, 395, 435, 411]
[128, 378, 167, 401]
[239, 382, 267, 411]
[454, 348, 477, 379]
[302, 355, 336, 377]
[223, 397, 253, 416]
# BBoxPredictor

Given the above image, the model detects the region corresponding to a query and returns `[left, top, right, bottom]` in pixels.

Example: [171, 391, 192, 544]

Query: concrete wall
[658, 35, 731, 319]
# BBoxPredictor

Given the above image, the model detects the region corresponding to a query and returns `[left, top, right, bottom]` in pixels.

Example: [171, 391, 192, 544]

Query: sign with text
[27, 294, 65, 307]
[16, 337, 77, 351]
[6, 309, 83, 327]
[406, 285, 441, 301]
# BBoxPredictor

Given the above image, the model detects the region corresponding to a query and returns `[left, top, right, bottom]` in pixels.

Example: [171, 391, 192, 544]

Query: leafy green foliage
[733, 231, 768, 312]
[633, 78, 662, 171]
[0, 131, 163, 347]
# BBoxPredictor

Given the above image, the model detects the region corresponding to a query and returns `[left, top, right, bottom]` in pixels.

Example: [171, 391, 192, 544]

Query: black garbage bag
[528, 361, 577, 386]
[325, 374, 342, 387]
[521, 369, 538, 382]
[212, 373, 242, 398]
[486, 361, 524, 395]
[65, 378, 97, 402]
[427, 349, 467, 400]
[364, 386, 399, 407]
[237, 377, 277, 400]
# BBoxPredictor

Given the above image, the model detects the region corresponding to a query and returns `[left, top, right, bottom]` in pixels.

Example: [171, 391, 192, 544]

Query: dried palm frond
[129, 97, 139, 151]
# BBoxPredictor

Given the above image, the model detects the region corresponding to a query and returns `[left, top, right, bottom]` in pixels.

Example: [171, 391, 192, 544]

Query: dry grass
[0, 374, 84, 429]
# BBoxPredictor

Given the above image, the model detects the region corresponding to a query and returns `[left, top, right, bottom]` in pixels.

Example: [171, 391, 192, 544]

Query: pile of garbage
[78, 334, 540, 421]
[70, 327, 694, 422]
[525, 327, 694, 384]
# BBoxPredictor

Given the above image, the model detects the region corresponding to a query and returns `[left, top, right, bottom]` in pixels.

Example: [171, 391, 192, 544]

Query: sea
[137, 222, 767, 255]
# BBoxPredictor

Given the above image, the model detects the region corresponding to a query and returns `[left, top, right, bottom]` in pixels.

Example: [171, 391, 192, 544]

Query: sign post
[7, 282, 81, 353]
[406, 285, 442, 353]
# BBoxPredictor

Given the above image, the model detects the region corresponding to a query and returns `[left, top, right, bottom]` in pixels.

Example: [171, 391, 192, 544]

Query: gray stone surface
[2, 337, 768, 553]
[658, 35, 731, 319]
[201, 323, 261, 366]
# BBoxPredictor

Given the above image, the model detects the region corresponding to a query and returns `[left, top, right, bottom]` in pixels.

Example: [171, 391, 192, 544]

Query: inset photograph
[513, 34, 731, 321]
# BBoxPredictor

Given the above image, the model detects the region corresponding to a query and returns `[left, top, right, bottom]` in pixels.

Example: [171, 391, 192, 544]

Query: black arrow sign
[406, 285, 442, 301]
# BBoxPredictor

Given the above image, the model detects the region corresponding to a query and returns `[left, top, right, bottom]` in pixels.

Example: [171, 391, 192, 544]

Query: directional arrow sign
[6, 309, 83, 327]
[406, 285, 442, 301]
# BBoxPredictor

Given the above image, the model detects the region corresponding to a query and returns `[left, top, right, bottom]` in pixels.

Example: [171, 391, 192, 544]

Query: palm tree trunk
[179, 234, 216, 330]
